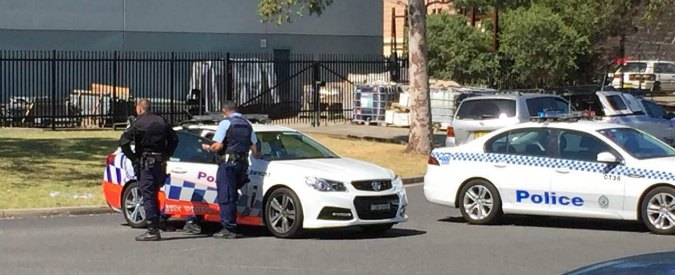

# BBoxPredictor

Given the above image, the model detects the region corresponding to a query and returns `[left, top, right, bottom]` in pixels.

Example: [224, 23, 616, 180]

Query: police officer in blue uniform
[119, 99, 179, 241]
[202, 102, 260, 239]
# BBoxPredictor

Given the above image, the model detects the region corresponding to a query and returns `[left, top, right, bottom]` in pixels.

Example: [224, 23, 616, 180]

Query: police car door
[549, 130, 625, 218]
[485, 128, 554, 213]
[164, 132, 219, 215]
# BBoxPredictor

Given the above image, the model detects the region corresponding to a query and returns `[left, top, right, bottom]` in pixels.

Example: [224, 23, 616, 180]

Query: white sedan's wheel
[265, 188, 304, 238]
[122, 182, 147, 228]
[458, 179, 502, 225]
[641, 187, 675, 235]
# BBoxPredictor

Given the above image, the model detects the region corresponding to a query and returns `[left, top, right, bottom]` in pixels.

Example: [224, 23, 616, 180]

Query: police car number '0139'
[516, 190, 584, 206]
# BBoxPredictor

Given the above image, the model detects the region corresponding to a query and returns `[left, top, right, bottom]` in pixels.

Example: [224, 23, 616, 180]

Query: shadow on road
[303, 227, 426, 240]
[439, 215, 649, 233]
[392, 134, 446, 147]
[125, 221, 426, 240]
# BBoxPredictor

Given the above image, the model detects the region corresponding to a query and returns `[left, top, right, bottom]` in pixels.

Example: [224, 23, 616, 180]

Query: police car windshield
[598, 128, 675, 159]
[255, 131, 339, 161]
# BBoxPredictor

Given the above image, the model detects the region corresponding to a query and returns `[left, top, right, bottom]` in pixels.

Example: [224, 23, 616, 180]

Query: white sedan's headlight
[305, 177, 347, 192]
[392, 175, 403, 190]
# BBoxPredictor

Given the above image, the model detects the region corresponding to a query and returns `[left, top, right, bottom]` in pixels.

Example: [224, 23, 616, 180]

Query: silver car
[446, 93, 570, 147]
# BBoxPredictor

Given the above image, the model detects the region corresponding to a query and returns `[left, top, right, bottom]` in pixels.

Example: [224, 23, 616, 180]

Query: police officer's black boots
[159, 215, 176, 232]
[213, 228, 240, 239]
[183, 220, 202, 235]
[135, 217, 161, 241]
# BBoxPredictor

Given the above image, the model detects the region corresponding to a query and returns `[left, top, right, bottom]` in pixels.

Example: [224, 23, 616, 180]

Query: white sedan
[425, 119, 675, 235]
[103, 123, 408, 238]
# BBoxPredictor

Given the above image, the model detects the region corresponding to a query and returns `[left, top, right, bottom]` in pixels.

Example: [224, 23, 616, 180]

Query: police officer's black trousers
[216, 160, 248, 230]
[139, 161, 165, 221]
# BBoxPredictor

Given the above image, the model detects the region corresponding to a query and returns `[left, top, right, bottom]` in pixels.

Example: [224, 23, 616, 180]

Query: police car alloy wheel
[122, 182, 147, 228]
[640, 187, 675, 235]
[458, 179, 502, 225]
[265, 188, 304, 238]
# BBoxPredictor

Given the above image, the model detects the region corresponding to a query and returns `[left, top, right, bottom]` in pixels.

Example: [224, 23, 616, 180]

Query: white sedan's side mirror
[597, 152, 619, 164]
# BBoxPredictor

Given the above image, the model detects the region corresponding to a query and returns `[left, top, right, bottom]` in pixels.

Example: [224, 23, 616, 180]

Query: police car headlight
[305, 177, 347, 192]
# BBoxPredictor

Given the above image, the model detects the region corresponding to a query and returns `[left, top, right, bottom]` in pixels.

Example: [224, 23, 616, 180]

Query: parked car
[445, 93, 571, 147]
[426, 118, 675, 235]
[102, 123, 408, 238]
[558, 90, 675, 146]
[564, 251, 675, 275]
[609, 60, 675, 93]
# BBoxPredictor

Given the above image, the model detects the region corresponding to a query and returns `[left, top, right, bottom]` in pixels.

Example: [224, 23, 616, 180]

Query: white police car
[103, 123, 408, 238]
[424, 115, 675, 235]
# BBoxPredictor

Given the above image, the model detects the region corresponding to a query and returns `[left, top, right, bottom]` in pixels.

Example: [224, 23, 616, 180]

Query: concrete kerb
[1, 177, 424, 219]
[0, 205, 116, 219]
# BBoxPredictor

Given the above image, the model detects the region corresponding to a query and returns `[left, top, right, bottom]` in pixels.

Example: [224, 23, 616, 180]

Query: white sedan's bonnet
[631, 157, 675, 173]
[271, 158, 394, 182]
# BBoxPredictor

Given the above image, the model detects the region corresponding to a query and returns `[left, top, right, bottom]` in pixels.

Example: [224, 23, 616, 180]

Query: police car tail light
[106, 154, 115, 166]
[428, 156, 440, 166]
[446, 127, 455, 138]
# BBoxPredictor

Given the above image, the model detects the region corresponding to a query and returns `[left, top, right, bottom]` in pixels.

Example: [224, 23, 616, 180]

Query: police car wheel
[122, 182, 147, 228]
[458, 179, 502, 225]
[360, 223, 394, 234]
[264, 188, 304, 238]
[641, 187, 675, 235]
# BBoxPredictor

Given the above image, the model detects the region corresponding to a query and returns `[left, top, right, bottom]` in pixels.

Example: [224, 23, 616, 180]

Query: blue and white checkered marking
[165, 179, 218, 203]
[104, 154, 133, 184]
[432, 152, 675, 181]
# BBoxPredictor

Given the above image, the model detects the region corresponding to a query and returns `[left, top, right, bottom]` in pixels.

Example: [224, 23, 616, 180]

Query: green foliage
[427, 13, 497, 85]
[258, 0, 333, 25]
[499, 4, 589, 87]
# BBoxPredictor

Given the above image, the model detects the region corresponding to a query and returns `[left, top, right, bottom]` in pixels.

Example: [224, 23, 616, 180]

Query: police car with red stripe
[424, 112, 675, 235]
[103, 121, 407, 238]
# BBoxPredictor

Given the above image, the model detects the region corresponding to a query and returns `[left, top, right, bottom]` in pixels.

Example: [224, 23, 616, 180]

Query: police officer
[202, 101, 260, 239]
[120, 99, 179, 241]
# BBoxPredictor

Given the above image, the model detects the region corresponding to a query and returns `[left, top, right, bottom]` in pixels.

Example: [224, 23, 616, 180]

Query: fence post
[112, 51, 118, 127]
[51, 50, 56, 131]
[312, 61, 320, 127]
[390, 54, 400, 82]
[226, 52, 233, 102]
[170, 52, 175, 125]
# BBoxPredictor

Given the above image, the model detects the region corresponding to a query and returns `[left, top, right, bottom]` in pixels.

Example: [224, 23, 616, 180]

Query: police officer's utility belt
[218, 153, 248, 163]
[141, 152, 164, 165]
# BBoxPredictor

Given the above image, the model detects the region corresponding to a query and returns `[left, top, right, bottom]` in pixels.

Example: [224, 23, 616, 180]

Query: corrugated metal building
[0, 0, 383, 54]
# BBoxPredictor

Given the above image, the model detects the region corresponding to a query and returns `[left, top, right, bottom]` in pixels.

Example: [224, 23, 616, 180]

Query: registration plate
[370, 203, 391, 211]
[473, 131, 489, 138]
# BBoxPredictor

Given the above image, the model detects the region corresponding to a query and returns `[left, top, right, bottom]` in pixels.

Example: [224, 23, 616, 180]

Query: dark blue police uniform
[119, 111, 178, 241]
[212, 113, 256, 234]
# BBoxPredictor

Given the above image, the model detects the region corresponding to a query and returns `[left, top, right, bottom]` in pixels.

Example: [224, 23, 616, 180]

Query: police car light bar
[533, 110, 596, 122]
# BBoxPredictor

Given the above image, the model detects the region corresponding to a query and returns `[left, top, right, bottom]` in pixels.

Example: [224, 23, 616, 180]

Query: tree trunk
[405, 0, 432, 154]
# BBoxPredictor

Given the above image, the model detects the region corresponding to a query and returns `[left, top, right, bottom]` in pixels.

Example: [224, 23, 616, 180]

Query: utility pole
[493, 0, 500, 52]
[619, 33, 625, 89]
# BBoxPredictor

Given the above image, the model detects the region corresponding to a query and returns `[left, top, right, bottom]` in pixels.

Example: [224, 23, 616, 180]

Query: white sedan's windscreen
[256, 131, 338, 161]
[598, 128, 675, 159]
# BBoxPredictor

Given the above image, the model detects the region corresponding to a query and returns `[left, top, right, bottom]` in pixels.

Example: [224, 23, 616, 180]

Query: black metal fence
[0, 51, 408, 129]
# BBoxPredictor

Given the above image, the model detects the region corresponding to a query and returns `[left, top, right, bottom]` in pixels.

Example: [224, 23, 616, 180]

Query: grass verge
[0, 129, 426, 209]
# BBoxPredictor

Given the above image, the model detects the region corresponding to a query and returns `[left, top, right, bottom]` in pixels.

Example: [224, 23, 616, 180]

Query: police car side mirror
[597, 152, 619, 164]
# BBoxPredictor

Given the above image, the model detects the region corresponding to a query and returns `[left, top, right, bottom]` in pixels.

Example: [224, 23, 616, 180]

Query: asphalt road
[1, 185, 674, 275]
